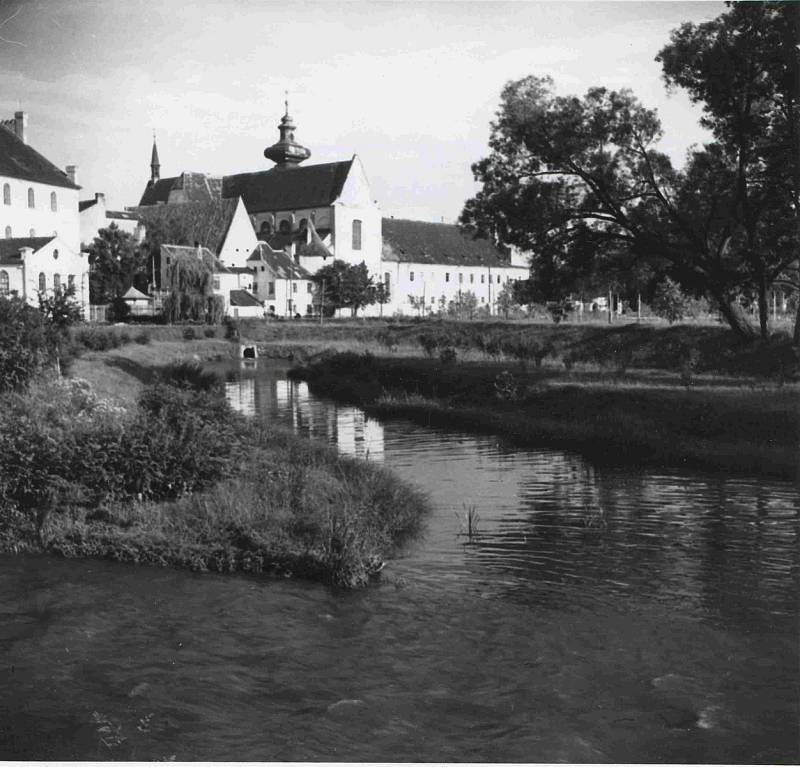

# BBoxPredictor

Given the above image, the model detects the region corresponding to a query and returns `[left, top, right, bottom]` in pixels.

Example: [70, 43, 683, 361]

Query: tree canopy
[312, 260, 376, 317]
[86, 224, 147, 304]
[461, 2, 799, 339]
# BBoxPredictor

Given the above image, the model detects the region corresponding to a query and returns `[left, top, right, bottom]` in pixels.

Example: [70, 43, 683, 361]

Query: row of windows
[3, 226, 56, 238]
[3, 183, 58, 211]
[257, 216, 362, 251]
[0, 270, 75, 295]
[408, 271, 509, 284]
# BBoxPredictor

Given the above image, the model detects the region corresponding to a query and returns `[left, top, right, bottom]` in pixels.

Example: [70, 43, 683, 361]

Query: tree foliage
[0, 295, 48, 391]
[161, 250, 225, 324]
[461, 2, 799, 339]
[312, 260, 376, 317]
[86, 224, 146, 304]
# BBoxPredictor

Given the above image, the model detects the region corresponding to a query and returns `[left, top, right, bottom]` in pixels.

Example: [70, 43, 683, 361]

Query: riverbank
[292, 353, 799, 480]
[1, 349, 429, 587]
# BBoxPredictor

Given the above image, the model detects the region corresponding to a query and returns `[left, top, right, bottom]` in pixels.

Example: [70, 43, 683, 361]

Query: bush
[134, 330, 151, 345]
[182, 326, 197, 340]
[223, 317, 240, 341]
[652, 278, 691, 324]
[0, 295, 48, 392]
[439, 346, 457, 365]
[203, 327, 217, 338]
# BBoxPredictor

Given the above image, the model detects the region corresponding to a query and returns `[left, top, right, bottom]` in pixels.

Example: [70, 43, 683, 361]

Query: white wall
[217, 198, 259, 269]
[1, 176, 80, 253]
[80, 194, 140, 247]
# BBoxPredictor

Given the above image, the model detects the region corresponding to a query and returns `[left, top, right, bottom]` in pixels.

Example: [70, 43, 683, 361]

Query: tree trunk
[713, 292, 758, 338]
[757, 275, 769, 339]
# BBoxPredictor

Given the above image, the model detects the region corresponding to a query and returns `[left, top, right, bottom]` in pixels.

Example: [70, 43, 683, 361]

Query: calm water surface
[0, 361, 797, 762]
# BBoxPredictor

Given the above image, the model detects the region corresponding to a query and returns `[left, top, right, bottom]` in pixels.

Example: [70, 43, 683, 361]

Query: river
[0, 360, 797, 762]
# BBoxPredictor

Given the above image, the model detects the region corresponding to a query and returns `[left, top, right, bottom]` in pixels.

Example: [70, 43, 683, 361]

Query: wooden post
[319, 278, 325, 325]
[637, 292, 642, 320]
[608, 287, 613, 324]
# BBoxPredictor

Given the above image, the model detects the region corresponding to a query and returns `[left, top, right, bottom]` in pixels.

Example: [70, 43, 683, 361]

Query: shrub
[203, 327, 217, 338]
[0, 295, 48, 392]
[224, 317, 240, 341]
[439, 346, 457, 365]
[182, 326, 197, 340]
[652, 278, 691, 324]
[134, 330, 151, 345]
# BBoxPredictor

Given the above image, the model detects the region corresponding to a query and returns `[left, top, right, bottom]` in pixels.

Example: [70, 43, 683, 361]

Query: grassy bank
[292, 353, 799, 480]
[0, 355, 428, 587]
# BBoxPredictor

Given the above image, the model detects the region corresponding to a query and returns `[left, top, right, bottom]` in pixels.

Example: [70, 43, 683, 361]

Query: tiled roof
[133, 198, 239, 255]
[138, 172, 223, 206]
[0, 127, 79, 190]
[79, 198, 98, 212]
[0, 236, 56, 264]
[381, 218, 512, 267]
[229, 289, 262, 307]
[248, 243, 312, 280]
[222, 160, 353, 213]
[228, 266, 254, 275]
[160, 243, 230, 273]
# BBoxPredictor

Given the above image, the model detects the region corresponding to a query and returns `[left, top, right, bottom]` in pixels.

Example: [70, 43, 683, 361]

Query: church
[135, 104, 527, 317]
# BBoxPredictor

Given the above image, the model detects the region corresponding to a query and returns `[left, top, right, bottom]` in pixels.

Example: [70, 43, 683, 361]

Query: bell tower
[263, 96, 311, 169]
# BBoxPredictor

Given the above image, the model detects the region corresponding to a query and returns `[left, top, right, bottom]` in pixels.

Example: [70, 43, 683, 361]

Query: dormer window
[27, 188, 34, 208]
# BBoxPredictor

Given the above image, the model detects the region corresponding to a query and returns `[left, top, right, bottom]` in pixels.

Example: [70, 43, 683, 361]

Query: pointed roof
[138, 172, 222, 206]
[229, 289, 263, 307]
[247, 242, 312, 279]
[121, 285, 150, 301]
[150, 136, 160, 169]
[223, 160, 353, 213]
[160, 243, 230, 273]
[0, 125, 79, 189]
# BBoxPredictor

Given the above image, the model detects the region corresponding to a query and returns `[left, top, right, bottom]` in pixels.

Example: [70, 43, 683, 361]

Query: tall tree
[312, 260, 376, 317]
[657, 1, 800, 338]
[86, 224, 146, 304]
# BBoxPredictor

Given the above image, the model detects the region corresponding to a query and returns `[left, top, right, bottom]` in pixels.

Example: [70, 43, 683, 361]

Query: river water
[0, 361, 797, 762]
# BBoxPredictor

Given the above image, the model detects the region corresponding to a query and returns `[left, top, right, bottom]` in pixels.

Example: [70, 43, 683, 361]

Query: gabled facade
[0, 235, 89, 316]
[0, 112, 81, 256]
[80, 192, 143, 247]
[248, 242, 314, 318]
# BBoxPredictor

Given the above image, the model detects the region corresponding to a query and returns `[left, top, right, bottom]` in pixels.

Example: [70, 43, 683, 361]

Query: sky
[0, 0, 724, 222]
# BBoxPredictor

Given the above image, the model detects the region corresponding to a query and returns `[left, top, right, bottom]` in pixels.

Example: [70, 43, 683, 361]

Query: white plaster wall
[1, 176, 80, 252]
[17, 236, 89, 316]
[380, 260, 529, 316]
[218, 198, 259, 269]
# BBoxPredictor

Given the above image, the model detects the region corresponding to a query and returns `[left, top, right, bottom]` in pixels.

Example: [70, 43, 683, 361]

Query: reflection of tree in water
[462, 458, 799, 627]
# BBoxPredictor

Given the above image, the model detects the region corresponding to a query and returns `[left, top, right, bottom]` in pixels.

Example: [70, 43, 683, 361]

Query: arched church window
[259, 220, 272, 237]
[0, 270, 8, 295]
[279, 219, 291, 234]
[50, 191, 57, 212]
[4, 226, 11, 238]
[3, 183, 10, 205]
[38, 273, 46, 293]
[27, 187, 34, 208]
[352, 219, 362, 250]
[298, 218, 308, 232]
[53, 273, 61, 293]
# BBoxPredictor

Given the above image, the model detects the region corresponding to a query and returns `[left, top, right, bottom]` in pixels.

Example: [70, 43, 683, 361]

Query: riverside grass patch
[0, 360, 427, 587]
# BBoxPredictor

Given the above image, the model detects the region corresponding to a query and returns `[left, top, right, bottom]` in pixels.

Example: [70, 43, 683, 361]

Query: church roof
[133, 198, 240, 255]
[0, 127, 79, 190]
[222, 160, 353, 213]
[381, 218, 512, 267]
[248, 243, 312, 279]
[138, 172, 222, 206]
[0, 236, 56, 264]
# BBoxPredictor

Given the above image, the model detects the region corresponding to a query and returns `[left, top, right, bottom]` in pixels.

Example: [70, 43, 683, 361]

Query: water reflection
[224, 362, 384, 462]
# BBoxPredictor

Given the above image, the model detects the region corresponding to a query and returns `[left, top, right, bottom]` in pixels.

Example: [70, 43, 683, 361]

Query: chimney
[195, 241, 202, 260]
[14, 111, 27, 144]
[65, 165, 78, 186]
[18, 246, 33, 260]
[94, 192, 105, 205]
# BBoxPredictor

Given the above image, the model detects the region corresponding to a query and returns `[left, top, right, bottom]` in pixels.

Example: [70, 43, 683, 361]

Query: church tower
[263, 98, 311, 169]
[150, 133, 160, 183]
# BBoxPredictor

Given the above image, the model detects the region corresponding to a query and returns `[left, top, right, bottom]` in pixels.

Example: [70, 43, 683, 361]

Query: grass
[292, 352, 799, 480]
[0, 349, 429, 588]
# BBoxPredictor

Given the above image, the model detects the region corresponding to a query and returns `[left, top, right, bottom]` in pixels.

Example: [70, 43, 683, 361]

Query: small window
[4, 226, 11, 238]
[481, 296, 485, 303]
[481, 274, 485, 284]
[459, 273, 463, 283]
[261, 266, 265, 272]
[306, 282, 312, 293]
[469, 274, 474, 283]
[279, 219, 291, 234]
[2, 183, 9, 205]
[299, 218, 308, 232]
[445, 272, 450, 282]
[38, 273, 46, 292]
[352, 219, 362, 250]
[430, 296, 435, 304]
[53, 274, 61, 293]
[409, 271, 414, 282]
[53, 249, 59, 259]
[268, 281, 275, 297]
[27, 187, 34, 208]
[292, 282, 297, 293]
[259, 220, 272, 237]
[497, 275, 501, 283]
[68, 275, 75, 290]
[212, 276, 220, 290]
[29, 228, 35, 237]
[50, 191, 57, 212]
[0, 270, 8, 295]
[384, 272, 390, 290]
[306, 304, 312, 315]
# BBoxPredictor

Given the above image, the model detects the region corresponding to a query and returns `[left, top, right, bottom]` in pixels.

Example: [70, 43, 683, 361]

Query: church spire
[150, 131, 160, 182]
[263, 94, 311, 169]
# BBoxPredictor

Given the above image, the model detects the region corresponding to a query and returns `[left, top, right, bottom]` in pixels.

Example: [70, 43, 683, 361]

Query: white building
[0, 111, 88, 314]
[381, 218, 529, 316]
[248, 242, 315, 318]
[79, 192, 143, 248]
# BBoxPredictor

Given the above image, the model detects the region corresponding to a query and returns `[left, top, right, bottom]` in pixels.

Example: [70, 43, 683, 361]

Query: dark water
[1, 362, 797, 762]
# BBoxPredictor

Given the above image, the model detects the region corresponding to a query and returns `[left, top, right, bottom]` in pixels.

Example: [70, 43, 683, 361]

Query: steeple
[150, 131, 160, 182]
[263, 95, 311, 169]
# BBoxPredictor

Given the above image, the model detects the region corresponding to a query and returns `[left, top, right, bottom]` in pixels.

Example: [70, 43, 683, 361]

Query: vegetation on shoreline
[0, 357, 428, 587]
[292, 351, 799, 480]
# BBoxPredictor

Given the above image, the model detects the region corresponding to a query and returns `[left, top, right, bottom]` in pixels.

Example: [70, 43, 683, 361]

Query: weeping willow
[162, 251, 225, 324]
